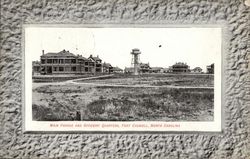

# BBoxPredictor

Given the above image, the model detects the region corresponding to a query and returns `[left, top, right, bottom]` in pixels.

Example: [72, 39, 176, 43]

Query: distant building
[140, 63, 151, 73]
[192, 67, 202, 73]
[32, 61, 41, 75]
[167, 66, 173, 73]
[103, 62, 113, 74]
[88, 55, 102, 73]
[124, 67, 134, 74]
[113, 67, 123, 73]
[207, 63, 214, 74]
[150, 67, 164, 73]
[172, 62, 190, 73]
[163, 68, 170, 73]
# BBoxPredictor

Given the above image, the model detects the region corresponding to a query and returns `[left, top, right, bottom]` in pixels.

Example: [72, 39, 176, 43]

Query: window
[85, 67, 88, 72]
[59, 67, 64, 71]
[59, 59, 64, 64]
[41, 59, 45, 64]
[53, 67, 57, 71]
[65, 59, 71, 63]
[65, 67, 71, 71]
[53, 59, 58, 63]
[78, 59, 83, 63]
[47, 59, 52, 63]
[71, 67, 76, 71]
[85, 62, 89, 65]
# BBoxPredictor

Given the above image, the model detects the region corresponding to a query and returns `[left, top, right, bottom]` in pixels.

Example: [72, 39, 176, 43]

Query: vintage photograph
[24, 26, 222, 131]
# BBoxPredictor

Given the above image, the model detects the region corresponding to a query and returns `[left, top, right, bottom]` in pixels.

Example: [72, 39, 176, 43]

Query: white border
[23, 24, 224, 132]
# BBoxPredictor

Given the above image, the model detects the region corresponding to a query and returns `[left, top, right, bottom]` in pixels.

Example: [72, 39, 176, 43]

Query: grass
[33, 83, 214, 121]
[77, 73, 214, 87]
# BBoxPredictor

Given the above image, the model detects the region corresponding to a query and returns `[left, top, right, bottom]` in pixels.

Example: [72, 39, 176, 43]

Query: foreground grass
[33, 83, 213, 121]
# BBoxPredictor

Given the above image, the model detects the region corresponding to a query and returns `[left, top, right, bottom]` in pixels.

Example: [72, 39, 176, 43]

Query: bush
[87, 100, 106, 115]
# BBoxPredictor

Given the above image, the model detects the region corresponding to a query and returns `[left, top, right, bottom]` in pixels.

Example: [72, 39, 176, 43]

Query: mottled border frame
[22, 24, 226, 133]
[1, 0, 249, 158]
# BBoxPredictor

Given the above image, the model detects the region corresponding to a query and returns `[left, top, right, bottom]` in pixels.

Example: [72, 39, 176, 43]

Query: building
[125, 63, 151, 74]
[172, 62, 190, 73]
[32, 61, 41, 75]
[88, 55, 102, 73]
[124, 67, 134, 74]
[112, 67, 123, 73]
[38, 50, 103, 75]
[163, 67, 172, 73]
[150, 67, 164, 73]
[207, 63, 214, 74]
[192, 67, 202, 73]
[140, 63, 151, 73]
[103, 62, 113, 73]
[167, 66, 173, 73]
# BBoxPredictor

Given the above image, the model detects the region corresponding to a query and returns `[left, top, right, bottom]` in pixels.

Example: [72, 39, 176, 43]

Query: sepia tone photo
[24, 25, 222, 131]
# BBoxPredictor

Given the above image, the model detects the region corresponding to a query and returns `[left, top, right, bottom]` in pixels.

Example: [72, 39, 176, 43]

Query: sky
[25, 27, 222, 71]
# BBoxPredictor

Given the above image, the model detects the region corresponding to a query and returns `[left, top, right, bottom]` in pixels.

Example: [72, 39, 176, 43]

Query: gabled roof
[88, 55, 102, 61]
[42, 50, 75, 57]
[103, 62, 112, 67]
[77, 56, 88, 60]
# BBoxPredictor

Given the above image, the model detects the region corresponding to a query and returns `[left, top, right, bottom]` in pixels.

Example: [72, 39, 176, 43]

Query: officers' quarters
[39, 50, 96, 75]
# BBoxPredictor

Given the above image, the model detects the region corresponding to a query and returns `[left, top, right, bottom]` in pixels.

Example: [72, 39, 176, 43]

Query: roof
[32, 61, 41, 66]
[41, 50, 76, 57]
[89, 55, 102, 61]
[103, 62, 112, 67]
[77, 56, 88, 60]
[113, 67, 123, 71]
[173, 62, 189, 67]
[140, 63, 150, 67]
[193, 67, 202, 70]
[131, 48, 141, 54]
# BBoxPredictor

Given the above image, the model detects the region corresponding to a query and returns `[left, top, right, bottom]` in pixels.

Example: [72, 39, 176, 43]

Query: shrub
[87, 100, 106, 115]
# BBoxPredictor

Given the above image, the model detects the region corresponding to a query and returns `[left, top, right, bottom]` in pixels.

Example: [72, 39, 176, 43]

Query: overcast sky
[25, 27, 221, 71]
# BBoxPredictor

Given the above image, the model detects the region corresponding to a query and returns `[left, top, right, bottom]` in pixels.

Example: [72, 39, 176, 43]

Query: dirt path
[32, 74, 114, 89]
[69, 81, 214, 89]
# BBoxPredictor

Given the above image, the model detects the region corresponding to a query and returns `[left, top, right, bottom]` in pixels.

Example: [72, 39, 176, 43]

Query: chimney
[42, 50, 44, 55]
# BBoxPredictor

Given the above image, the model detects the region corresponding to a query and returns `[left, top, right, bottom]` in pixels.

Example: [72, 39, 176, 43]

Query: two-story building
[172, 62, 190, 73]
[88, 55, 102, 73]
[39, 50, 96, 75]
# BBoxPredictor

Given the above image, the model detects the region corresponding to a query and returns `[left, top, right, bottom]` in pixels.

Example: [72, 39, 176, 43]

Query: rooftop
[89, 55, 102, 61]
[131, 48, 141, 55]
[173, 62, 189, 66]
[42, 50, 75, 57]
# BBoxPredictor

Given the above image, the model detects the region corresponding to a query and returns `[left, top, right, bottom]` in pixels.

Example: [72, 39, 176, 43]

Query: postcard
[23, 25, 223, 132]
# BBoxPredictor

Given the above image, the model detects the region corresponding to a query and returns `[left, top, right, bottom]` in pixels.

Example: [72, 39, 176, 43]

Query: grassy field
[32, 73, 214, 121]
[76, 73, 214, 87]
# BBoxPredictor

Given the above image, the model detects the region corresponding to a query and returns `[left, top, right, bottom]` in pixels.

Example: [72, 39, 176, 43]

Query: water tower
[131, 48, 141, 75]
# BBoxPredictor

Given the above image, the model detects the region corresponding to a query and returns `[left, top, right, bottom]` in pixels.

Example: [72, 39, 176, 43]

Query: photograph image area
[26, 27, 221, 123]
